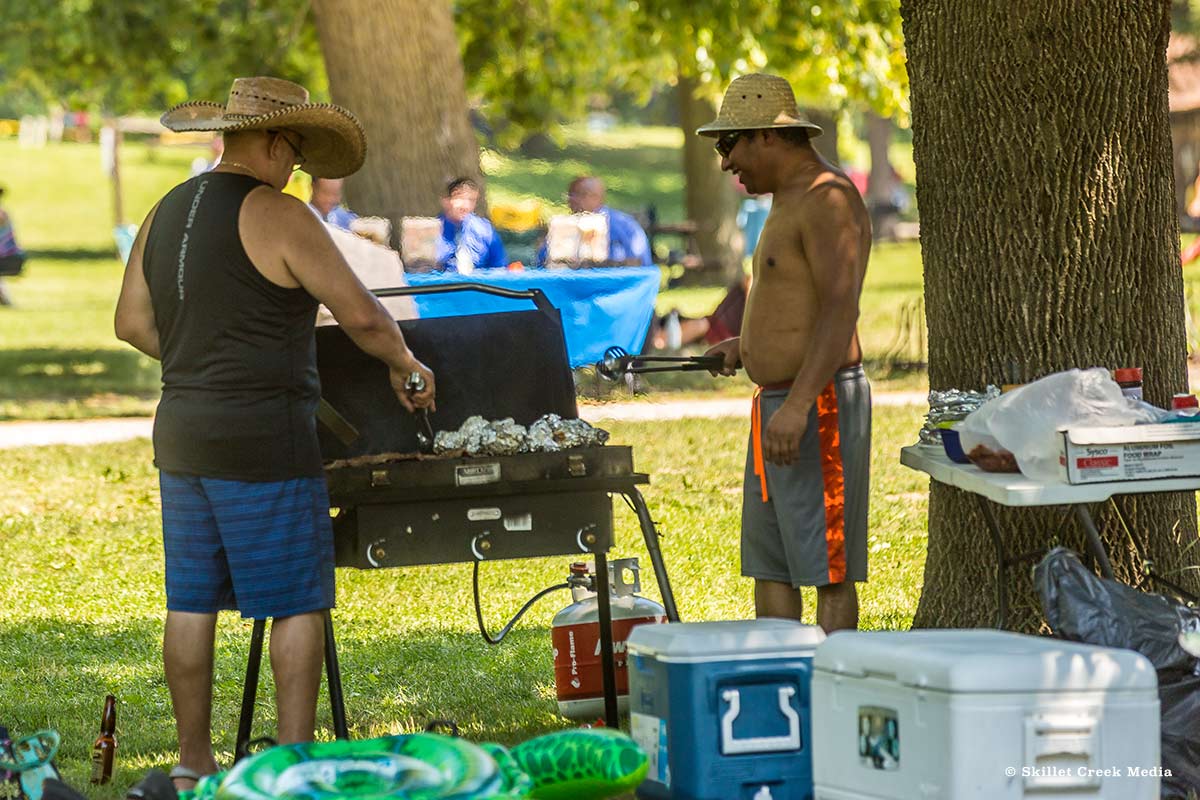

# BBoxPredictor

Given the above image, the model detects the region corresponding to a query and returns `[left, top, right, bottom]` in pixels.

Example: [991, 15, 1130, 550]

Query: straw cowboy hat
[160, 77, 366, 178]
[696, 73, 823, 139]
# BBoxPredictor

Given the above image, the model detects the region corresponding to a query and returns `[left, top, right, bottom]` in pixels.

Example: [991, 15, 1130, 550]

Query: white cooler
[812, 630, 1161, 799]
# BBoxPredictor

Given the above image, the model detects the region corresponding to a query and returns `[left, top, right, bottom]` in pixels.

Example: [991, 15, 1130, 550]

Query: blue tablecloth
[404, 267, 661, 368]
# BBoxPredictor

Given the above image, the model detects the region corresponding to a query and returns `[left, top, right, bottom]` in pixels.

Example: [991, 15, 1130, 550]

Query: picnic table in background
[403, 267, 660, 368]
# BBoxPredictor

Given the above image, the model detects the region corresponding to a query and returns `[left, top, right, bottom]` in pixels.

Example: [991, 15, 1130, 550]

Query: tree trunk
[902, 0, 1199, 630]
[678, 76, 743, 285]
[805, 107, 840, 167]
[865, 112, 900, 240]
[311, 0, 482, 237]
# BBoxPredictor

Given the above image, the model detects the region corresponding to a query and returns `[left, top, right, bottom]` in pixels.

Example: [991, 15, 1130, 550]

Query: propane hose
[472, 561, 570, 645]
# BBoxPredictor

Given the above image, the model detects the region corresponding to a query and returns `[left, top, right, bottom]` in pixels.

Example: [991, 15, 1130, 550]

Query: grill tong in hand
[595, 345, 726, 381]
[405, 371, 435, 453]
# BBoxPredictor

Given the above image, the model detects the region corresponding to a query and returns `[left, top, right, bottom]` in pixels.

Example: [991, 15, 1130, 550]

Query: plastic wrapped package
[959, 368, 1161, 480]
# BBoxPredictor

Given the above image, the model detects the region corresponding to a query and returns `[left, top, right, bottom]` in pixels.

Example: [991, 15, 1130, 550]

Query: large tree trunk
[678, 76, 743, 285]
[903, 0, 1199, 630]
[865, 112, 900, 240]
[311, 0, 482, 236]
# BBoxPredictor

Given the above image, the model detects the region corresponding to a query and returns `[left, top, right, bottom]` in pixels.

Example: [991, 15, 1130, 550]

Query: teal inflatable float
[182, 728, 645, 800]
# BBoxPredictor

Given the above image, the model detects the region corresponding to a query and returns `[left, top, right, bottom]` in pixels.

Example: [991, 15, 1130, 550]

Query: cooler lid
[813, 630, 1157, 693]
[626, 619, 825, 662]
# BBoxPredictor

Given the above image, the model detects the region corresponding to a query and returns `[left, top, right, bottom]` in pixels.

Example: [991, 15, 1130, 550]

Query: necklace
[216, 160, 263, 182]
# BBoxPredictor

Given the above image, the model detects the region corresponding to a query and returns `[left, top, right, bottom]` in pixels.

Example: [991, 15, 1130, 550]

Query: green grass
[0, 130, 928, 421]
[0, 406, 928, 797]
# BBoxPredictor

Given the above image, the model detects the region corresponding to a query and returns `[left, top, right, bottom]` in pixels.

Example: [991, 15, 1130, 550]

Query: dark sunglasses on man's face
[271, 129, 305, 169]
[715, 131, 746, 158]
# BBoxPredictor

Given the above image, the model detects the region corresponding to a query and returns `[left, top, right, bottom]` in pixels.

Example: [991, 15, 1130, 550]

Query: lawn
[0, 130, 929, 421]
[0, 406, 928, 797]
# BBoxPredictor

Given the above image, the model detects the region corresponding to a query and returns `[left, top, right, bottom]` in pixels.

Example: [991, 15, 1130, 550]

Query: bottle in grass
[90, 695, 117, 784]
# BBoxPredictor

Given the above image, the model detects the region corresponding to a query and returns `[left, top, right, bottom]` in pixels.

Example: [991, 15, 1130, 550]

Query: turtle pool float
[182, 727, 646, 800]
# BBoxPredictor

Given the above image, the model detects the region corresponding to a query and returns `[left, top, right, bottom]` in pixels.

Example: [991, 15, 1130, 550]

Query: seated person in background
[649, 274, 751, 351]
[539, 176, 652, 267]
[309, 177, 359, 231]
[0, 185, 26, 307]
[437, 177, 507, 272]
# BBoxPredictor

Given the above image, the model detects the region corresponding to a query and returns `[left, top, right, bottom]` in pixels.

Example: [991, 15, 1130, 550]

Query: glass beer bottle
[90, 695, 117, 784]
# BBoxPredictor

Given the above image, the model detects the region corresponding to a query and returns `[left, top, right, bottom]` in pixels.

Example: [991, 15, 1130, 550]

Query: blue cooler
[627, 620, 825, 800]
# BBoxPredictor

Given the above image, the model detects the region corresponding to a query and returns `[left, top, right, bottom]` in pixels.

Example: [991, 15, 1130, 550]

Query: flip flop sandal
[168, 766, 203, 790]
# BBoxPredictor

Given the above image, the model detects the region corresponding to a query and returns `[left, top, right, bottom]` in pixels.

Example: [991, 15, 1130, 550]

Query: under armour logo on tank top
[176, 179, 210, 300]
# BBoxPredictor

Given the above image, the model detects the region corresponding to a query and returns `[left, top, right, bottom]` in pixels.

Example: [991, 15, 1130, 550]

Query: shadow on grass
[0, 348, 159, 402]
[25, 247, 118, 261]
[1, 616, 575, 778]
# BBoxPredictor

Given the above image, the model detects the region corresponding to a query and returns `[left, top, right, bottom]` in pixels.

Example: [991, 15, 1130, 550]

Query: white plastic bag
[958, 367, 1162, 481]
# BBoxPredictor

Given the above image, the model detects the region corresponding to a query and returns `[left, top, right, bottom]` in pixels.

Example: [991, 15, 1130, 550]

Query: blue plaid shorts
[159, 471, 336, 619]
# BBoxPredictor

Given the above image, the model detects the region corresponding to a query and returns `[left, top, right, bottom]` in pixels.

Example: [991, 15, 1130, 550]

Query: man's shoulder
[468, 213, 499, 235]
[603, 207, 646, 237]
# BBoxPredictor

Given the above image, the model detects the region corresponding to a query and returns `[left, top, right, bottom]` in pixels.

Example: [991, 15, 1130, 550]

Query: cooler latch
[719, 686, 801, 755]
[1022, 712, 1100, 790]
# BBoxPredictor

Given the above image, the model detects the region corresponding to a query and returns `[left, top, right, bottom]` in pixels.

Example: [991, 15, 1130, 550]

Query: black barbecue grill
[235, 284, 678, 756]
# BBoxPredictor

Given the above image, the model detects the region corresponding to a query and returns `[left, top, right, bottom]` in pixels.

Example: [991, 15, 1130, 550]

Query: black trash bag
[1160, 676, 1200, 799]
[1035, 547, 1200, 799]
[1035, 547, 1200, 677]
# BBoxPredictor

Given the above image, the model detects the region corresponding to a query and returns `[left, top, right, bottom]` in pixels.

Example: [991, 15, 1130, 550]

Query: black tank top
[143, 172, 322, 481]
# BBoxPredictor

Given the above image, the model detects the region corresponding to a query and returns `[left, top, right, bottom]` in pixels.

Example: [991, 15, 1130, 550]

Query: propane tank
[551, 557, 667, 720]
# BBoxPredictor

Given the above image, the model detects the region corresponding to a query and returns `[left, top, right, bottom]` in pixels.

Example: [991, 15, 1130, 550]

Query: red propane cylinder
[551, 558, 666, 720]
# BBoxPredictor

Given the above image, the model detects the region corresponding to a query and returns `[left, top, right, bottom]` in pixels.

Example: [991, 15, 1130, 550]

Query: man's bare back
[740, 165, 871, 386]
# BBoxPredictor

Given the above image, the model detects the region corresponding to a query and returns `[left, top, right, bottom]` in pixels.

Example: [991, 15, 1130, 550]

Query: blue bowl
[941, 428, 971, 464]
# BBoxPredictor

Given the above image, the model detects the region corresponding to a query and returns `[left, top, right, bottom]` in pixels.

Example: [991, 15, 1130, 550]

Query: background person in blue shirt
[437, 177, 507, 272]
[309, 177, 360, 231]
[566, 176, 653, 266]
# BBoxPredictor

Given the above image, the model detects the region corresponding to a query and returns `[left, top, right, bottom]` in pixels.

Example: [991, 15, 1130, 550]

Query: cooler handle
[1022, 713, 1100, 790]
[719, 687, 801, 755]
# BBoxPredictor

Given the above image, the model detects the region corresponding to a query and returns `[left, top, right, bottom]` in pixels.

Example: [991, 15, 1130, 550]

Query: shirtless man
[699, 73, 872, 632]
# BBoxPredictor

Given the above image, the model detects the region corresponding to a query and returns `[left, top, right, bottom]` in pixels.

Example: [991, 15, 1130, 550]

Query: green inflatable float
[181, 728, 646, 800]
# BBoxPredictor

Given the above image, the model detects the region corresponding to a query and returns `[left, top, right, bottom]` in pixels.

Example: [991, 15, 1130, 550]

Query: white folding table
[900, 444, 1200, 626]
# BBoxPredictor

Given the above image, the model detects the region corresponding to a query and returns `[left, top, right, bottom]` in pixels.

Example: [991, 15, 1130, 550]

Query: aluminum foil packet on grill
[433, 415, 490, 454]
[478, 418, 528, 456]
[919, 385, 1000, 444]
[528, 413, 610, 452]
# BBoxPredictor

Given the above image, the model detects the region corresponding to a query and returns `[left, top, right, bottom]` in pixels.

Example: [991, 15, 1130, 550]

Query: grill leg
[324, 609, 349, 739]
[235, 618, 267, 762]
[626, 488, 680, 622]
[593, 553, 620, 728]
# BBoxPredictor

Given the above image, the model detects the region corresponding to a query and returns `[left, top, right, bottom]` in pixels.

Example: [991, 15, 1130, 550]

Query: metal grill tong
[595, 345, 725, 381]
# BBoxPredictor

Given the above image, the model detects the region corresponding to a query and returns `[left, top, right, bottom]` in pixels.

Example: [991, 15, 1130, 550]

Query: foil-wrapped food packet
[919, 386, 1000, 445]
[528, 413, 610, 451]
[432, 414, 609, 455]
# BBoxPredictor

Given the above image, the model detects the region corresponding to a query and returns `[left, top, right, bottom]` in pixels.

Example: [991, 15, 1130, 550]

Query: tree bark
[902, 0, 1199, 630]
[678, 75, 743, 285]
[865, 112, 900, 240]
[805, 107, 841, 167]
[311, 0, 482, 236]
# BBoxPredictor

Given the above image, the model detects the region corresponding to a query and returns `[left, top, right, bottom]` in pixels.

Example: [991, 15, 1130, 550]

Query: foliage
[455, 0, 909, 144]
[0, 0, 326, 114]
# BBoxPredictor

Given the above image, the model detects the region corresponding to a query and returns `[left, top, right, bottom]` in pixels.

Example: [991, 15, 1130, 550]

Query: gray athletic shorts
[741, 365, 871, 587]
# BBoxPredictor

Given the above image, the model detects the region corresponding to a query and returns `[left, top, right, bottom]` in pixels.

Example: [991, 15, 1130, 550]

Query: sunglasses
[714, 130, 747, 158]
[271, 129, 306, 170]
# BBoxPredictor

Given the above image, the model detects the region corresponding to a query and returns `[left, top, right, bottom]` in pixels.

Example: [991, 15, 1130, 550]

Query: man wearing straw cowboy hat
[701, 73, 872, 633]
[115, 76, 436, 787]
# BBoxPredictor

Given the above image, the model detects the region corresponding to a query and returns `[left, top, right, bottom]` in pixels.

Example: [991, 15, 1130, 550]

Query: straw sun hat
[696, 73, 823, 139]
[161, 77, 366, 178]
